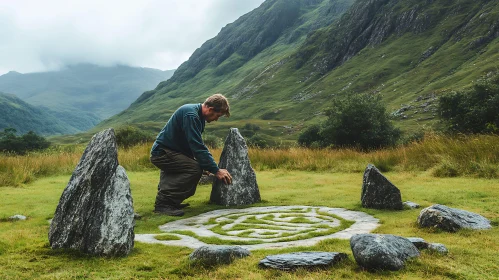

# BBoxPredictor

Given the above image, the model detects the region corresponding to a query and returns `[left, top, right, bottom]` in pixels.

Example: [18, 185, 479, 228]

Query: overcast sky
[0, 0, 265, 75]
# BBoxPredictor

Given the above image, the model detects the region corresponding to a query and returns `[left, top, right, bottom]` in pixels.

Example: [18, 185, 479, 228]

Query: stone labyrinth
[135, 206, 379, 250]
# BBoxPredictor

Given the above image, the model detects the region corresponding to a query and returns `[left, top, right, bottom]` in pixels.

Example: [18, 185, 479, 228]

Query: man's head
[202, 94, 230, 122]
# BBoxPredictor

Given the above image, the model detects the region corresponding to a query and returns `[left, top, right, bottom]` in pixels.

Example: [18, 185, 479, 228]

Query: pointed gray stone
[48, 128, 134, 256]
[361, 164, 403, 210]
[350, 234, 420, 271]
[210, 128, 261, 206]
[258, 252, 347, 271]
[189, 245, 250, 265]
[417, 204, 491, 232]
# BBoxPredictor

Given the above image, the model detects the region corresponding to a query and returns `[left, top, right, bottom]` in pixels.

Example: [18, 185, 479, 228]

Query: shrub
[203, 134, 222, 149]
[297, 124, 322, 147]
[0, 128, 50, 154]
[115, 125, 153, 148]
[438, 73, 499, 134]
[298, 93, 401, 150]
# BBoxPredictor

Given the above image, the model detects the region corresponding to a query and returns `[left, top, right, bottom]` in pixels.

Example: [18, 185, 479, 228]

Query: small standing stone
[48, 128, 135, 256]
[259, 252, 347, 270]
[210, 128, 261, 206]
[417, 204, 491, 232]
[350, 234, 419, 271]
[361, 164, 403, 210]
[189, 245, 250, 265]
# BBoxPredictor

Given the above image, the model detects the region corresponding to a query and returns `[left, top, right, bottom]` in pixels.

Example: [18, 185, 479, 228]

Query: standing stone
[210, 128, 261, 206]
[48, 128, 134, 256]
[350, 234, 420, 271]
[361, 164, 403, 210]
[259, 252, 347, 271]
[417, 204, 491, 232]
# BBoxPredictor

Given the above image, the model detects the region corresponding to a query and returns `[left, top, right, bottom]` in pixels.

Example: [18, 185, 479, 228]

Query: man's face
[205, 107, 224, 123]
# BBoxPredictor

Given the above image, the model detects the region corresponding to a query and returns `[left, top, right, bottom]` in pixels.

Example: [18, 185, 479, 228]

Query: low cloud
[0, 0, 264, 74]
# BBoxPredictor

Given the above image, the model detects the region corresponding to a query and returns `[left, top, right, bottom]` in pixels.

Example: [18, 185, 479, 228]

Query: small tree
[0, 128, 50, 154]
[438, 74, 499, 134]
[298, 94, 401, 150]
[115, 125, 153, 148]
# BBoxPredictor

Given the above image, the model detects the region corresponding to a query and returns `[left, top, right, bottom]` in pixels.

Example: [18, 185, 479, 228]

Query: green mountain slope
[0, 92, 79, 135]
[99, 0, 499, 141]
[0, 64, 175, 132]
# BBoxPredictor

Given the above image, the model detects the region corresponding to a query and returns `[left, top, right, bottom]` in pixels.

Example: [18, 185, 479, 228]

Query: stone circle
[135, 206, 379, 250]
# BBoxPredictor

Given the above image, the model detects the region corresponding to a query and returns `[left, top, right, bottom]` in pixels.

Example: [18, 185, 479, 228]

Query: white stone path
[135, 206, 379, 250]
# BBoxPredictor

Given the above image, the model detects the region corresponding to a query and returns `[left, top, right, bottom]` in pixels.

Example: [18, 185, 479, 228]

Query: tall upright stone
[48, 128, 134, 256]
[210, 128, 261, 206]
[361, 164, 403, 210]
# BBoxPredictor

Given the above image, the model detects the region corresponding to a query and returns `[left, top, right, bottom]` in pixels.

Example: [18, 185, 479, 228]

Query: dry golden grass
[1, 133, 498, 187]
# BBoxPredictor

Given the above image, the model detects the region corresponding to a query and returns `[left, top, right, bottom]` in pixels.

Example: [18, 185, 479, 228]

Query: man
[150, 94, 232, 216]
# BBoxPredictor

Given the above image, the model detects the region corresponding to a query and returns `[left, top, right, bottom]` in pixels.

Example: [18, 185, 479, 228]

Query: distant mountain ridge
[0, 92, 79, 135]
[0, 64, 175, 134]
[97, 0, 499, 142]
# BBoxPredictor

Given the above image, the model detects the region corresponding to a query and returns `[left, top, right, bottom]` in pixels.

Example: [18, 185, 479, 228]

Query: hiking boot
[154, 205, 184, 216]
[178, 203, 190, 209]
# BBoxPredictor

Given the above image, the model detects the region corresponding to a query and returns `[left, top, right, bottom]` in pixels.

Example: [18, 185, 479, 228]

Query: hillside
[99, 0, 499, 141]
[0, 92, 79, 135]
[0, 64, 175, 133]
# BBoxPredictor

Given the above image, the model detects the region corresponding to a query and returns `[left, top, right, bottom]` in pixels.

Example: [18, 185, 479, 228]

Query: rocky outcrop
[350, 234, 419, 271]
[9, 215, 26, 221]
[210, 128, 261, 206]
[361, 164, 403, 210]
[48, 128, 134, 256]
[189, 245, 250, 265]
[259, 252, 347, 271]
[417, 204, 491, 232]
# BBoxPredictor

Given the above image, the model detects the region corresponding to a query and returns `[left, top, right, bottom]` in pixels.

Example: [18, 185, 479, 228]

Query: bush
[438, 73, 499, 134]
[298, 94, 401, 150]
[203, 134, 222, 149]
[0, 128, 51, 154]
[115, 125, 153, 148]
[297, 124, 322, 147]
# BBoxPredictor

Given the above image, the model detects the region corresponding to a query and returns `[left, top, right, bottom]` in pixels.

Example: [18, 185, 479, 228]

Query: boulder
[259, 252, 347, 271]
[361, 164, 403, 210]
[210, 128, 261, 206]
[417, 204, 491, 232]
[48, 128, 134, 256]
[350, 234, 420, 271]
[9, 215, 26, 221]
[189, 245, 250, 265]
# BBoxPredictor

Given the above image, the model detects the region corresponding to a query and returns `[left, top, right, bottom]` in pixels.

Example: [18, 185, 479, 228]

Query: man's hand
[216, 169, 232, 185]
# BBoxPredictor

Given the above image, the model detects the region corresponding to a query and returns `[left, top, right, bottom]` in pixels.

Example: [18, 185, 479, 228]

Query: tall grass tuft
[1, 133, 498, 187]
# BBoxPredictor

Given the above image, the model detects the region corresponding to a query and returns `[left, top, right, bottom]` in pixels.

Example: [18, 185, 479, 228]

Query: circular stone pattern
[135, 206, 379, 250]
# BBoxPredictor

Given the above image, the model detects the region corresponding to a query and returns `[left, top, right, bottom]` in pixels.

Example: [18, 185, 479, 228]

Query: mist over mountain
[0, 64, 175, 134]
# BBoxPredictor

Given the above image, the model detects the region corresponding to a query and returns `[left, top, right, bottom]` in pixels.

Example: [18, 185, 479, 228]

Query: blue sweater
[151, 103, 219, 174]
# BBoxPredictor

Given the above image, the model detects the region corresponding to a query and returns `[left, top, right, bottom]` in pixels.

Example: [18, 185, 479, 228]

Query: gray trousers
[150, 148, 202, 207]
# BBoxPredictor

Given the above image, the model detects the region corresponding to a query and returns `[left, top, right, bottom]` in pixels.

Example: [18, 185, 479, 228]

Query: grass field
[0, 169, 497, 279]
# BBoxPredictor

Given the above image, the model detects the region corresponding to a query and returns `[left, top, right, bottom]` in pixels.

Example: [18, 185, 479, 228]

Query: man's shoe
[154, 205, 184, 216]
[178, 203, 190, 209]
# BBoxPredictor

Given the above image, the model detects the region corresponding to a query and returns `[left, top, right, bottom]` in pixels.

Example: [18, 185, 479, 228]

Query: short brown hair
[203, 93, 230, 117]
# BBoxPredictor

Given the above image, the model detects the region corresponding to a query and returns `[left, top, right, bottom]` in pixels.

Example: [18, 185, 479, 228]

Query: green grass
[0, 170, 497, 279]
[154, 234, 181, 241]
